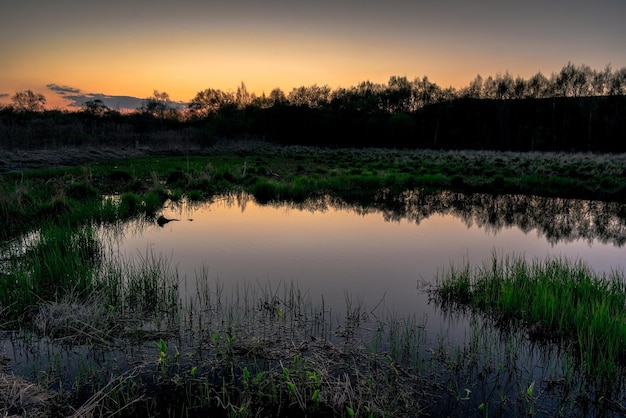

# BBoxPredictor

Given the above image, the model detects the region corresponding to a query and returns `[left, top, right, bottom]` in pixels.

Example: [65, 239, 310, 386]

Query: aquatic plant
[4, 240, 626, 416]
[433, 253, 626, 382]
[1, 224, 102, 318]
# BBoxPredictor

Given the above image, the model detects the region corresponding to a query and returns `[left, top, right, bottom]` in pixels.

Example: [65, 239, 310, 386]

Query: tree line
[2, 62, 626, 151]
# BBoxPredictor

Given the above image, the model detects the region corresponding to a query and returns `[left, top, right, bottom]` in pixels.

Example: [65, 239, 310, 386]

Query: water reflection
[200, 189, 626, 246]
[372, 189, 626, 246]
[4, 190, 625, 416]
[103, 190, 625, 332]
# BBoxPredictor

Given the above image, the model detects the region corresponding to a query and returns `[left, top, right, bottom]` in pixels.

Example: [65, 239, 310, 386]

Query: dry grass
[34, 298, 117, 346]
[68, 367, 145, 418]
[0, 374, 58, 418]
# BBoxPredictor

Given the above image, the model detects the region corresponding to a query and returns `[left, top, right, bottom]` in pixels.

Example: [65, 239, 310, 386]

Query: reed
[1, 224, 101, 319]
[433, 253, 626, 381]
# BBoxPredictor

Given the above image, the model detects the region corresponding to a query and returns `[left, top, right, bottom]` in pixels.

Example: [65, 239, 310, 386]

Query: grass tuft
[433, 253, 626, 381]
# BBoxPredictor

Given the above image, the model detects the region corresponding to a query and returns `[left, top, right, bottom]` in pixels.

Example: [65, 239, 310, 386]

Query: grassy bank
[2, 144, 626, 241]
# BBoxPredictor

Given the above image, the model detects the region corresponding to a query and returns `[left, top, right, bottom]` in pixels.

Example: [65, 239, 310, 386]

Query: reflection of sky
[110, 196, 626, 334]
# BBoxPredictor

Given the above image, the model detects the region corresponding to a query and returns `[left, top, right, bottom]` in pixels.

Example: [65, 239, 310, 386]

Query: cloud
[46, 83, 188, 111]
[0, 93, 9, 98]
[61, 92, 186, 111]
[63, 93, 144, 111]
[46, 83, 81, 95]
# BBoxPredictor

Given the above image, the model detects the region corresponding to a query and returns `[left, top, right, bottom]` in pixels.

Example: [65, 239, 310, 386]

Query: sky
[1, 0, 625, 110]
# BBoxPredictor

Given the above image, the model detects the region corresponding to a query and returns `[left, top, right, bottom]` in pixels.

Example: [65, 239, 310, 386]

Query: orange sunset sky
[1, 0, 625, 110]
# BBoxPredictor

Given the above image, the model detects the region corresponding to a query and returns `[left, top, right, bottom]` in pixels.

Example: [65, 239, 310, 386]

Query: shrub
[119, 192, 142, 217]
[66, 182, 100, 201]
[251, 177, 279, 203]
[143, 191, 164, 215]
[187, 190, 203, 201]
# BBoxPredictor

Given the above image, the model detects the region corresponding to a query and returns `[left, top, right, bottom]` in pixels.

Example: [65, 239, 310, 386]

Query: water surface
[107, 190, 626, 340]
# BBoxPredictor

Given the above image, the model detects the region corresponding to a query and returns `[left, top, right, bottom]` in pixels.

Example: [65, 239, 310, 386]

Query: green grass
[1, 224, 102, 318]
[433, 253, 626, 381]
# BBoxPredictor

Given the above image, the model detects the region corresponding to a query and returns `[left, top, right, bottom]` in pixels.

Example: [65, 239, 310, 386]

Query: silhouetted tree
[142, 90, 171, 119]
[591, 65, 612, 96]
[83, 99, 109, 116]
[463, 75, 484, 99]
[495, 72, 514, 100]
[11, 90, 46, 112]
[554, 62, 593, 97]
[513, 76, 527, 99]
[268, 88, 287, 106]
[382, 76, 414, 112]
[330, 81, 383, 113]
[609, 67, 626, 95]
[139, 90, 183, 130]
[236, 81, 254, 109]
[412, 76, 443, 107]
[251, 92, 273, 109]
[572, 64, 593, 97]
[483, 76, 497, 99]
[188, 88, 234, 116]
[527, 72, 550, 98]
[288, 84, 331, 108]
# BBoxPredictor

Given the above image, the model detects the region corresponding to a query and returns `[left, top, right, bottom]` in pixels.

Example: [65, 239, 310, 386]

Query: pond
[109, 190, 626, 340]
[4, 189, 626, 416]
[114, 192, 625, 299]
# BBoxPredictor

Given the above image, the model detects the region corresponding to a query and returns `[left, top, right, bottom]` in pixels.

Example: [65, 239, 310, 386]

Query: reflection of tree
[373, 190, 626, 246]
[283, 191, 626, 247]
[191, 191, 626, 247]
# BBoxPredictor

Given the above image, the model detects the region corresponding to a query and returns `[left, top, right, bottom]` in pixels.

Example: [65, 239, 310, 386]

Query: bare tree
[526, 72, 549, 98]
[188, 88, 234, 115]
[235, 82, 254, 109]
[11, 90, 46, 111]
[288, 84, 331, 108]
[463, 74, 484, 99]
[609, 67, 626, 95]
[83, 99, 109, 116]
